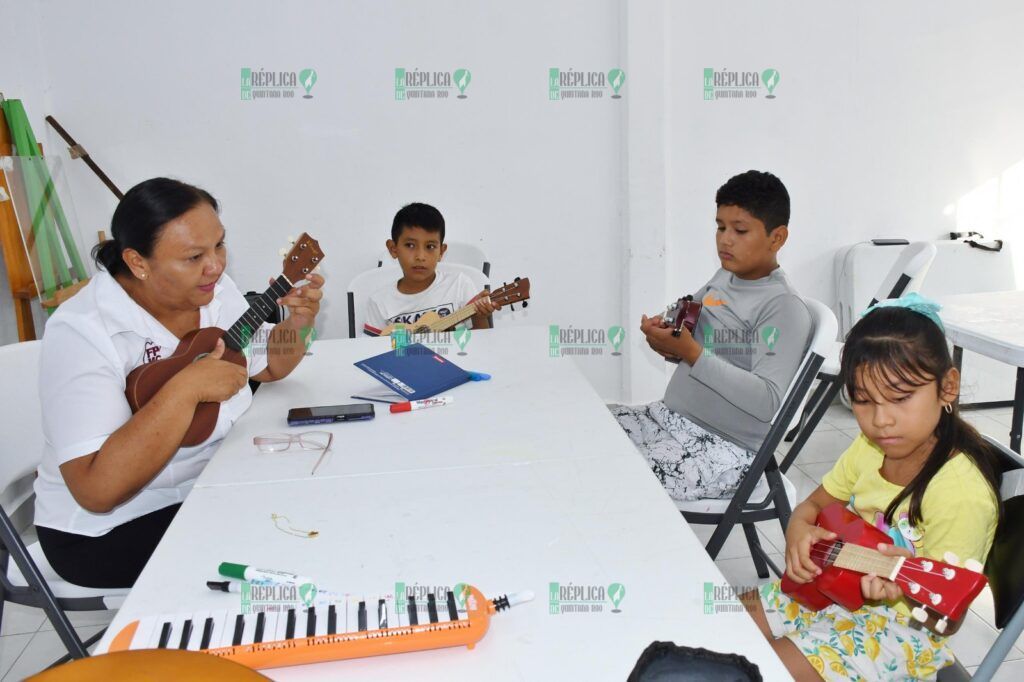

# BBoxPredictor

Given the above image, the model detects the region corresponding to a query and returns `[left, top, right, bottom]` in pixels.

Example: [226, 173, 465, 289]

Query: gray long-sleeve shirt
[663, 267, 812, 452]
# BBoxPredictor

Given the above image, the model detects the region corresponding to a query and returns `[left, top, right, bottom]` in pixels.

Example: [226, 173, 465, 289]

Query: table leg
[1012, 367, 1024, 453]
[952, 346, 963, 410]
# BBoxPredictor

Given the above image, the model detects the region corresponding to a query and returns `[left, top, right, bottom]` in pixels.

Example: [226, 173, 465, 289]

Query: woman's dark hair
[92, 177, 218, 276]
[840, 306, 1003, 526]
[715, 170, 790, 233]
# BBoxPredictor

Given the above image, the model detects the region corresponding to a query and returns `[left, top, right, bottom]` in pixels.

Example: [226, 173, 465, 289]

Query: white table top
[196, 329, 636, 487]
[95, 326, 788, 680]
[935, 291, 1024, 367]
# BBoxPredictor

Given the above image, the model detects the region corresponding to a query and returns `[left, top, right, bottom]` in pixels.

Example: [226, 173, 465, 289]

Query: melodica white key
[145, 614, 176, 649]
[209, 610, 232, 649]
[129, 615, 161, 649]
[185, 610, 210, 651]
[272, 609, 290, 642]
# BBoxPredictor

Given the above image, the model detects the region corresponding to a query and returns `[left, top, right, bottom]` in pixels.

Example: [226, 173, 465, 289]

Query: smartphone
[287, 403, 375, 426]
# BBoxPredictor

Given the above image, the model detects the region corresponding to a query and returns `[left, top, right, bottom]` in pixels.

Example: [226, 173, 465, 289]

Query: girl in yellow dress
[744, 294, 1002, 681]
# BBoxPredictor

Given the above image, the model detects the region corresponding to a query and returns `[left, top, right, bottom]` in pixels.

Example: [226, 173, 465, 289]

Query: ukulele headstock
[279, 233, 325, 284]
[662, 295, 702, 336]
[490, 277, 530, 309]
[899, 552, 987, 627]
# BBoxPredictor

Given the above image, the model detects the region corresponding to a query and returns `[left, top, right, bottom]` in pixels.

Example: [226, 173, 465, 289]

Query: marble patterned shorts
[609, 401, 754, 501]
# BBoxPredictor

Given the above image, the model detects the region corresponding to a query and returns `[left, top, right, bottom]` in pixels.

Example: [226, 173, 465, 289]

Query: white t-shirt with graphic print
[363, 269, 478, 335]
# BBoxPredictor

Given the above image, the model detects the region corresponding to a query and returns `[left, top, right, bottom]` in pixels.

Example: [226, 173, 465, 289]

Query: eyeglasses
[253, 431, 334, 475]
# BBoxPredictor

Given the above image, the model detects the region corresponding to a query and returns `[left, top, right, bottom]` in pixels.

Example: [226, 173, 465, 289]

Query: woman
[33, 177, 325, 588]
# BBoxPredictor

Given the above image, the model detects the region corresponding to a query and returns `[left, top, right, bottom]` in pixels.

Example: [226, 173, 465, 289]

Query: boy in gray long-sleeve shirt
[611, 171, 812, 501]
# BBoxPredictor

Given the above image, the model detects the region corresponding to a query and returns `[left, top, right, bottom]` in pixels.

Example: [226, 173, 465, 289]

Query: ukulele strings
[224, 279, 293, 349]
[805, 547, 947, 600]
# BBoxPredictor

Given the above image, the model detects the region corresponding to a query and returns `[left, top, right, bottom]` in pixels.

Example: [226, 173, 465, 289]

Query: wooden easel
[0, 104, 41, 341]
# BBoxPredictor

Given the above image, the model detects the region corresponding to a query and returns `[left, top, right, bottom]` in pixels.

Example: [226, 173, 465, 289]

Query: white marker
[390, 396, 454, 414]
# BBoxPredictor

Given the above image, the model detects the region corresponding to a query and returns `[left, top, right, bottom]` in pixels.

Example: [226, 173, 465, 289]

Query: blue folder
[354, 343, 471, 401]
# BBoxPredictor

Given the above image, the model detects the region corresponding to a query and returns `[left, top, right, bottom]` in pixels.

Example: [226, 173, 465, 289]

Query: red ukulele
[124, 233, 325, 447]
[781, 503, 987, 634]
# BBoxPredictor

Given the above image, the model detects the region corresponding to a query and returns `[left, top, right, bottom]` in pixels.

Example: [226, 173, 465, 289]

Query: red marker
[390, 396, 454, 413]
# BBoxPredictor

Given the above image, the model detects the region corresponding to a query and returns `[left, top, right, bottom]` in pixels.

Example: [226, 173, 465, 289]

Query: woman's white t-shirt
[33, 270, 271, 537]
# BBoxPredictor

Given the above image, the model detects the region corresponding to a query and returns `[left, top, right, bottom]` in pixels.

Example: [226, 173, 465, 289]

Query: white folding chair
[347, 263, 491, 338]
[0, 341, 128, 663]
[377, 240, 491, 277]
[781, 242, 938, 472]
[679, 298, 838, 579]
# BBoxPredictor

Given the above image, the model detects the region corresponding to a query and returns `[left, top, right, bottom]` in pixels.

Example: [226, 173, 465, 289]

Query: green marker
[218, 562, 313, 586]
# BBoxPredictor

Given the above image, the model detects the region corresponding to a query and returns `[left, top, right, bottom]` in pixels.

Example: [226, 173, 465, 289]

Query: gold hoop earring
[944, 403, 953, 414]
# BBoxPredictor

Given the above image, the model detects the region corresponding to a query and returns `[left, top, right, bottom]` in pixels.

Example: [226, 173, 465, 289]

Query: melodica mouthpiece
[492, 590, 535, 612]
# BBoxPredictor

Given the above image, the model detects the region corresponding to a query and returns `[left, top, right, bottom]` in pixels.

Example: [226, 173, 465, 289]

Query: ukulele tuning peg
[911, 607, 929, 624]
[522, 300, 528, 308]
[287, 234, 296, 244]
[279, 248, 289, 257]
[964, 558, 984, 573]
[509, 303, 515, 312]
[935, 617, 948, 634]
[514, 276, 521, 282]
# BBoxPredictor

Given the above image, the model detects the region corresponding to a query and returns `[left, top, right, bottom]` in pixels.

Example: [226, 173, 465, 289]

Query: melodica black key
[327, 604, 337, 635]
[285, 608, 296, 639]
[427, 593, 439, 623]
[378, 598, 388, 629]
[407, 596, 419, 625]
[178, 619, 193, 650]
[157, 621, 172, 648]
[357, 600, 367, 631]
[306, 607, 317, 637]
[447, 590, 459, 621]
[232, 614, 245, 646]
[200, 617, 214, 650]
[254, 612, 265, 643]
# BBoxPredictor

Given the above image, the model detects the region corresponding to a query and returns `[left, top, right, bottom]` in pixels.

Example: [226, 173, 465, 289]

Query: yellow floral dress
[759, 580, 953, 680]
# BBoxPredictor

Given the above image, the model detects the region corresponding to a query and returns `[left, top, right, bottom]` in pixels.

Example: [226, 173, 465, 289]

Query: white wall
[4, 1, 1024, 402]
[0, 0, 627, 398]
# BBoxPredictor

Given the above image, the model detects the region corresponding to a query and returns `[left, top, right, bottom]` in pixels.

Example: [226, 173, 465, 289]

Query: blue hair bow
[860, 292, 944, 330]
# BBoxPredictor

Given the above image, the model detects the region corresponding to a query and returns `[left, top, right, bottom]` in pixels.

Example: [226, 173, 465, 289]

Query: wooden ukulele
[124, 233, 325, 447]
[379, 277, 530, 336]
[661, 294, 703, 337]
[781, 503, 987, 634]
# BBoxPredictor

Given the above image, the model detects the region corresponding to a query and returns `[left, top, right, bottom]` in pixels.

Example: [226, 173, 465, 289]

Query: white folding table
[935, 291, 1024, 452]
[94, 326, 788, 680]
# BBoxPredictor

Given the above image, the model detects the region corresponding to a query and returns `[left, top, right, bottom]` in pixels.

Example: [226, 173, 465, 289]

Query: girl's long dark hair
[840, 306, 1003, 526]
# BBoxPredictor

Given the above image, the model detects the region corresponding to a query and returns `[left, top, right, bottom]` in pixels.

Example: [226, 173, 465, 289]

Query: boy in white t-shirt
[363, 203, 498, 336]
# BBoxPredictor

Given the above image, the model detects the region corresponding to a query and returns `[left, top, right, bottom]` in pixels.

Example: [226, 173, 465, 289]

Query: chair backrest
[377, 241, 491, 276]
[982, 435, 1024, 630]
[869, 241, 937, 306]
[0, 341, 43, 512]
[346, 263, 491, 338]
[772, 298, 839, 426]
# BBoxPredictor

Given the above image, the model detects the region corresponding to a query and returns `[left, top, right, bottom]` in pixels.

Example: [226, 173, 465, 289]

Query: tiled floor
[0, 403, 1020, 679]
